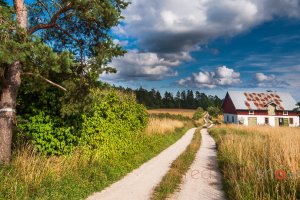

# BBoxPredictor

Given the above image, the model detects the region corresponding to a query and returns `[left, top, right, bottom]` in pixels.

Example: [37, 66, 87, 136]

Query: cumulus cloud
[178, 66, 241, 88]
[254, 73, 289, 88]
[102, 50, 179, 81]
[108, 0, 300, 82]
[120, 0, 300, 54]
[113, 39, 129, 47]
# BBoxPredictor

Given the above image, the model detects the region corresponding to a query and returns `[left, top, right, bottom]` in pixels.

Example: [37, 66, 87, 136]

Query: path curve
[170, 124, 226, 200]
[87, 128, 197, 200]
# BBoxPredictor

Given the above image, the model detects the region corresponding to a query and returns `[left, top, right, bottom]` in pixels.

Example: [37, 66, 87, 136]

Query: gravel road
[87, 128, 197, 200]
[170, 126, 226, 200]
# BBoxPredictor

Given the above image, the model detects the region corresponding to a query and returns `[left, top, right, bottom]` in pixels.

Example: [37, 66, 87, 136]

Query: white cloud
[255, 72, 274, 82]
[113, 39, 129, 47]
[161, 11, 179, 26]
[109, 0, 300, 82]
[254, 73, 289, 88]
[102, 50, 179, 81]
[178, 66, 241, 88]
[119, 0, 300, 54]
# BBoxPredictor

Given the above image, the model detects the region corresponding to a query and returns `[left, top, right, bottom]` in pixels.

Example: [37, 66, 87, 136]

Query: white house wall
[224, 113, 300, 127]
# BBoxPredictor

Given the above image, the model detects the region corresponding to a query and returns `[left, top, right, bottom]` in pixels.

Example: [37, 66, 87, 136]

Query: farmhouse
[222, 91, 299, 127]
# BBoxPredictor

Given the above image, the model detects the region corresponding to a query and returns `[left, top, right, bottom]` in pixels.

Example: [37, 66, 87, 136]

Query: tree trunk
[0, 62, 22, 164]
[0, 0, 27, 164]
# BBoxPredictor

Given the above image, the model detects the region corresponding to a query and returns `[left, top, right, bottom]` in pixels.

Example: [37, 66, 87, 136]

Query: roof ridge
[226, 91, 297, 111]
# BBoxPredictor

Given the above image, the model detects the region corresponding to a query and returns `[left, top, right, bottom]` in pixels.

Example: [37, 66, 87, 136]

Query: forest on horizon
[116, 86, 223, 110]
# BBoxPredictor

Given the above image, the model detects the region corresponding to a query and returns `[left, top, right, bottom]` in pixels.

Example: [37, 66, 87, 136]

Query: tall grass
[210, 125, 300, 200]
[147, 109, 195, 118]
[145, 117, 185, 135]
[0, 116, 192, 200]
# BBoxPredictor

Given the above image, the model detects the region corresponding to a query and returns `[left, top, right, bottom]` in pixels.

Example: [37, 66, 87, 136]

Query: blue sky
[8, 0, 300, 101]
[101, 0, 300, 101]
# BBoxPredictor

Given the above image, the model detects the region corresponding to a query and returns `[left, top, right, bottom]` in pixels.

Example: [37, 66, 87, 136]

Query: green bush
[207, 106, 221, 118]
[18, 111, 78, 155]
[193, 107, 204, 120]
[80, 89, 148, 158]
[17, 89, 148, 156]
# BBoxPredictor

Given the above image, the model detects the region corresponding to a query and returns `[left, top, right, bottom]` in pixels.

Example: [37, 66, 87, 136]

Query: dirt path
[170, 126, 226, 200]
[87, 128, 197, 200]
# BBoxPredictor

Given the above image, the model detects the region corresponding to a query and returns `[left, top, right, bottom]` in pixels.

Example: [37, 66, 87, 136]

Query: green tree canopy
[0, 0, 129, 163]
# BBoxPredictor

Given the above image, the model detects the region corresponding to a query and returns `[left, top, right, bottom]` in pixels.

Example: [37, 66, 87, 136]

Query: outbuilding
[222, 91, 299, 127]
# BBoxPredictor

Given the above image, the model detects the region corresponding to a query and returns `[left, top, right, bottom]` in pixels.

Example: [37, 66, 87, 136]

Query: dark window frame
[265, 117, 269, 124]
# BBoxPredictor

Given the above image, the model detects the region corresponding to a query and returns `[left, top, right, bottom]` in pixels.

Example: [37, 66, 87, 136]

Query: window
[283, 111, 288, 115]
[249, 110, 254, 115]
[265, 118, 269, 125]
[232, 116, 234, 123]
[289, 118, 294, 124]
[227, 115, 229, 122]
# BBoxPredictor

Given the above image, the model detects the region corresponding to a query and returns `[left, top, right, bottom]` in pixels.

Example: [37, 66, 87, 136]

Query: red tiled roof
[243, 92, 284, 110]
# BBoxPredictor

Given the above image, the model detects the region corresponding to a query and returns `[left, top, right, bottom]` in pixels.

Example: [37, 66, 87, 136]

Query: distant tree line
[115, 87, 223, 110]
[296, 102, 300, 116]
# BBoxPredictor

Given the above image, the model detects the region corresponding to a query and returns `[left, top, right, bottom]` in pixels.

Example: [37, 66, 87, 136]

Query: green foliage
[28, 0, 128, 78]
[295, 102, 300, 116]
[81, 89, 148, 158]
[207, 106, 222, 118]
[18, 112, 78, 155]
[16, 88, 148, 156]
[133, 87, 222, 109]
[193, 107, 204, 120]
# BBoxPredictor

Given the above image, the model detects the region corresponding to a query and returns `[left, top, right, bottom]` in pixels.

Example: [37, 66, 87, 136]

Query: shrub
[207, 106, 221, 118]
[18, 111, 78, 155]
[17, 89, 148, 156]
[80, 89, 148, 158]
[192, 107, 204, 120]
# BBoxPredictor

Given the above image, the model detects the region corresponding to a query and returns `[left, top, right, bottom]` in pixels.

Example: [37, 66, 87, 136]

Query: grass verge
[0, 121, 193, 200]
[210, 125, 300, 200]
[150, 128, 202, 200]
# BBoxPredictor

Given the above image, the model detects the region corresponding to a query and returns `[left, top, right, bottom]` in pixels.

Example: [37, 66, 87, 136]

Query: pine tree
[295, 102, 300, 116]
[0, 0, 128, 164]
[180, 91, 187, 108]
[175, 91, 181, 108]
[186, 90, 195, 108]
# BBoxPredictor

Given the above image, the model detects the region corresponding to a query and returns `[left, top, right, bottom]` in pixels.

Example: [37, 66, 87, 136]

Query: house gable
[222, 93, 237, 115]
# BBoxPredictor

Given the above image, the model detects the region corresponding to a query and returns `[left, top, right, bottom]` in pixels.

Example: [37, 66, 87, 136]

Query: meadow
[145, 117, 185, 135]
[147, 109, 195, 118]
[210, 125, 300, 200]
[0, 112, 193, 200]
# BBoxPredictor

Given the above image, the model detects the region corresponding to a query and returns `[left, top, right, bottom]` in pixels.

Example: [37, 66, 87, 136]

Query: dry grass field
[145, 117, 185, 135]
[210, 125, 300, 200]
[147, 109, 195, 118]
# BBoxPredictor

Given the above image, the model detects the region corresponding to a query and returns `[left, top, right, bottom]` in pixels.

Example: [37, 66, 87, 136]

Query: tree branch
[37, 0, 51, 18]
[22, 72, 67, 92]
[54, 24, 81, 44]
[27, 2, 72, 34]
